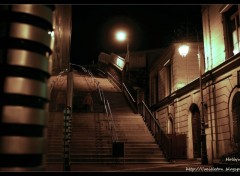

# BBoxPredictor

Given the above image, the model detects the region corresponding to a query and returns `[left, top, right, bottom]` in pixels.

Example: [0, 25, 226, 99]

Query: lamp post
[115, 30, 129, 63]
[116, 31, 130, 83]
[178, 43, 208, 165]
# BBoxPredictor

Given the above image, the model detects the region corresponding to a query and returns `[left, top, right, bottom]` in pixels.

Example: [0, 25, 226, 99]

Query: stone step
[47, 152, 165, 158]
[46, 76, 169, 166]
[47, 148, 162, 154]
[46, 157, 168, 164]
[47, 145, 161, 150]
[48, 144, 161, 149]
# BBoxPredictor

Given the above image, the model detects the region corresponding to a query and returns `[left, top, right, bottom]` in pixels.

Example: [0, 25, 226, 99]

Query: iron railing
[122, 82, 139, 113]
[105, 73, 174, 160]
[98, 84, 118, 142]
[73, 64, 119, 143]
[106, 71, 138, 113]
[138, 101, 173, 161]
[97, 64, 187, 161]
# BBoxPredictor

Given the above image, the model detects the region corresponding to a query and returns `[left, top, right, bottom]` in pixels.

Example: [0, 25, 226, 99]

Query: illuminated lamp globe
[116, 31, 127, 42]
[178, 44, 189, 57]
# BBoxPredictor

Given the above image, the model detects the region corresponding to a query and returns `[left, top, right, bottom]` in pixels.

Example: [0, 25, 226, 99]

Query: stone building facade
[149, 4, 240, 163]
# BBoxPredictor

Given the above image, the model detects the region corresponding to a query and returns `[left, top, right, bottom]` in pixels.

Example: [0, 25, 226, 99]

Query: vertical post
[136, 88, 140, 114]
[198, 44, 208, 165]
[126, 40, 129, 63]
[122, 40, 129, 88]
[66, 63, 73, 108]
[63, 106, 71, 171]
[126, 40, 130, 81]
[63, 62, 73, 171]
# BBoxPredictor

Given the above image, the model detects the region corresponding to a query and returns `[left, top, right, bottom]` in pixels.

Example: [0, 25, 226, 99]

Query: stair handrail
[106, 71, 122, 90]
[71, 63, 100, 96]
[122, 83, 136, 103]
[138, 100, 173, 161]
[107, 71, 137, 111]
[106, 99, 118, 142]
[122, 82, 139, 113]
[98, 84, 119, 143]
[97, 68, 106, 77]
[89, 69, 119, 143]
[70, 64, 110, 127]
[69, 64, 120, 154]
[92, 68, 120, 142]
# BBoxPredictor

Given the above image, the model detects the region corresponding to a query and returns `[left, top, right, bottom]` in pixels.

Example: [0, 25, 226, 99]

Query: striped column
[0, 5, 55, 171]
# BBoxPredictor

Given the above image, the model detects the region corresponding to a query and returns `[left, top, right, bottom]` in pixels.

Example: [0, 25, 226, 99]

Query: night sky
[70, 4, 203, 65]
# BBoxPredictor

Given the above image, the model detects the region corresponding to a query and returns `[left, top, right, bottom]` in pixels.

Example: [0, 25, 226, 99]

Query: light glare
[116, 31, 127, 41]
[178, 44, 189, 57]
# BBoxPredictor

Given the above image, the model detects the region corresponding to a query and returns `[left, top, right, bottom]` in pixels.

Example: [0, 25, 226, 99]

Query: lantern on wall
[178, 44, 189, 57]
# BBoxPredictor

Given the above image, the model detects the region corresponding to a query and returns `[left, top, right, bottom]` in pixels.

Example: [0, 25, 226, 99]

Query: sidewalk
[46, 160, 214, 172]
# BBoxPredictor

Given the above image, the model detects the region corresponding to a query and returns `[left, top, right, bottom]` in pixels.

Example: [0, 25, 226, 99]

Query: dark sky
[70, 4, 203, 65]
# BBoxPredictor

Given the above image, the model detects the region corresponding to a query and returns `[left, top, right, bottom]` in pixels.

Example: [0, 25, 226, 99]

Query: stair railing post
[63, 106, 71, 171]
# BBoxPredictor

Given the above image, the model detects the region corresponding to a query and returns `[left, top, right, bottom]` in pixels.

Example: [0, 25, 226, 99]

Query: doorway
[232, 92, 240, 150]
[189, 103, 201, 158]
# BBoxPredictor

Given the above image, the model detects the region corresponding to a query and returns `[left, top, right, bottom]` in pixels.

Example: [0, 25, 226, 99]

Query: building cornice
[150, 53, 240, 111]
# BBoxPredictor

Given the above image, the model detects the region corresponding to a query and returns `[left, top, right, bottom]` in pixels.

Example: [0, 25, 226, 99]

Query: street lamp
[115, 30, 129, 63]
[116, 30, 130, 84]
[178, 44, 189, 57]
[178, 43, 208, 165]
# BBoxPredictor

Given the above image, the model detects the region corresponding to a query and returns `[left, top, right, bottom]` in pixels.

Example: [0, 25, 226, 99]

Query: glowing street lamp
[178, 43, 208, 165]
[115, 31, 129, 63]
[116, 31, 127, 41]
[178, 44, 189, 57]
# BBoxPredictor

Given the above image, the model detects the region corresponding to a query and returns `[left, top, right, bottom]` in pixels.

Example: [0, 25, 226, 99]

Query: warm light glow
[176, 82, 186, 90]
[116, 31, 127, 42]
[178, 44, 189, 57]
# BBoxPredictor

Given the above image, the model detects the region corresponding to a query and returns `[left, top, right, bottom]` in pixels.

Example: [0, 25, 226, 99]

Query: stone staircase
[46, 74, 169, 166]
[46, 112, 168, 164]
[70, 113, 112, 163]
[72, 91, 104, 113]
[46, 112, 64, 163]
[104, 92, 134, 113]
[110, 112, 167, 163]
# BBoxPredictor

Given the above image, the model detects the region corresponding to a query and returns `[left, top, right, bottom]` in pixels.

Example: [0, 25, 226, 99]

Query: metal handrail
[106, 100, 118, 142]
[83, 68, 119, 143]
[121, 82, 139, 114]
[97, 83, 103, 102]
[63, 64, 120, 162]
[107, 72, 137, 112]
[122, 83, 136, 103]
[106, 71, 122, 89]
[138, 100, 173, 161]
[95, 66, 172, 157]
[98, 86, 118, 142]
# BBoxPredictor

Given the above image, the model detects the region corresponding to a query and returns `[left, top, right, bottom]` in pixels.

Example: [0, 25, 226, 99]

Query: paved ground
[45, 160, 216, 172]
